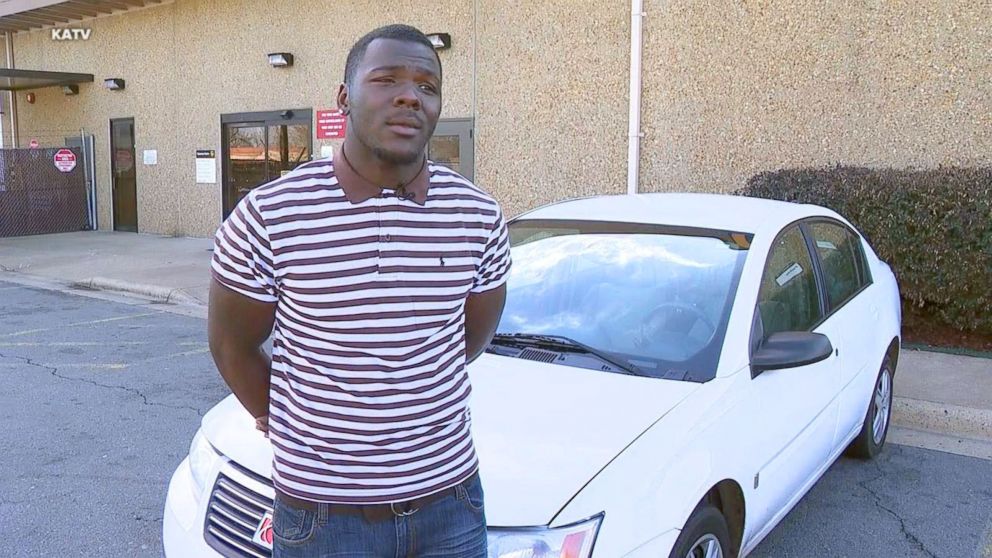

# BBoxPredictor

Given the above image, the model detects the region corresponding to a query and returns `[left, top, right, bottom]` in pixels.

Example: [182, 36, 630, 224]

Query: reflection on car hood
[200, 353, 699, 526]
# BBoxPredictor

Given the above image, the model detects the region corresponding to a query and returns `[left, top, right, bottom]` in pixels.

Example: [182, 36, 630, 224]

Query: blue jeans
[271, 474, 488, 558]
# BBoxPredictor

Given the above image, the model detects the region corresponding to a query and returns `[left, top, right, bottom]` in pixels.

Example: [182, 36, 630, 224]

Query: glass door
[224, 123, 266, 214]
[269, 123, 312, 179]
[221, 110, 312, 217]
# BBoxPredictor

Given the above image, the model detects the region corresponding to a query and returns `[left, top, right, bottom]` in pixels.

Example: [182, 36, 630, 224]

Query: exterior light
[62, 84, 79, 95]
[267, 52, 294, 67]
[426, 33, 451, 50]
[104, 78, 125, 90]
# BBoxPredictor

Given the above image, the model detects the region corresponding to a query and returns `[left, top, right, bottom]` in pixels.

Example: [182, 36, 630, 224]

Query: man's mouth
[385, 118, 422, 138]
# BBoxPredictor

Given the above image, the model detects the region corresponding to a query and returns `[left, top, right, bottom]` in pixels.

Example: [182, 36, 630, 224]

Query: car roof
[512, 192, 840, 237]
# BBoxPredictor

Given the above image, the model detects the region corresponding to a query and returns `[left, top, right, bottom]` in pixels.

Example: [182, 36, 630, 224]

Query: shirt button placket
[380, 192, 391, 243]
[374, 195, 383, 278]
[380, 195, 398, 280]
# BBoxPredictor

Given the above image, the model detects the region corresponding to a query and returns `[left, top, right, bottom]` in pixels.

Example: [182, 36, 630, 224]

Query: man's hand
[208, 278, 278, 420]
[255, 414, 270, 437]
[464, 284, 507, 364]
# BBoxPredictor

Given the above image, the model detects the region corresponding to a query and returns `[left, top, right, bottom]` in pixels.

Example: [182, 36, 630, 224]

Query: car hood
[201, 354, 699, 526]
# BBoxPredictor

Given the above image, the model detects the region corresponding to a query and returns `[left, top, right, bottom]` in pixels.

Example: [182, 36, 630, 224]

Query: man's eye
[419, 83, 438, 93]
[373, 77, 395, 84]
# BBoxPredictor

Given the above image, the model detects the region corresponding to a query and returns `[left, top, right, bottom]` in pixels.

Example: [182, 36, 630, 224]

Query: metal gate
[0, 132, 96, 238]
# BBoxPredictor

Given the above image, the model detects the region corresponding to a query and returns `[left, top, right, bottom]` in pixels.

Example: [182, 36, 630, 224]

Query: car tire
[846, 357, 894, 459]
[668, 504, 731, 558]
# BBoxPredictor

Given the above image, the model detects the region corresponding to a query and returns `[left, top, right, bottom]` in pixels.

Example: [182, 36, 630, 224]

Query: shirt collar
[333, 144, 429, 206]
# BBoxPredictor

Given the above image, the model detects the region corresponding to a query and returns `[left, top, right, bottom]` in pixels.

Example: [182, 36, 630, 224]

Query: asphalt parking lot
[1, 281, 990, 557]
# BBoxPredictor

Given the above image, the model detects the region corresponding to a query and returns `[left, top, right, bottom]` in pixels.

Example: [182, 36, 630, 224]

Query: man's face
[340, 38, 442, 165]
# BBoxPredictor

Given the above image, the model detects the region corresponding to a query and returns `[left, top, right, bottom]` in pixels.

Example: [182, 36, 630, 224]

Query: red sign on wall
[316, 110, 347, 139]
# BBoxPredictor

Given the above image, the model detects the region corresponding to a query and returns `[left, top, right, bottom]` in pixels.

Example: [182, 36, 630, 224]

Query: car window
[497, 220, 750, 382]
[808, 222, 868, 310]
[757, 226, 822, 337]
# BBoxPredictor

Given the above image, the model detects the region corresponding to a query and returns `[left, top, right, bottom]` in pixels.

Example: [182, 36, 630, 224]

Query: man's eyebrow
[367, 64, 440, 78]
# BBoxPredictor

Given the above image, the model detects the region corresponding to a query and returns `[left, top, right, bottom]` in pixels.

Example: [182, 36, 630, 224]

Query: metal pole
[88, 131, 97, 230]
[81, 128, 93, 229]
[626, 0, 645, 195]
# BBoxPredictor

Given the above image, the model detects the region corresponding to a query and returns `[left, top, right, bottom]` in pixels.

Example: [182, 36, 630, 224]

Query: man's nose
[393, 83, 421, 109]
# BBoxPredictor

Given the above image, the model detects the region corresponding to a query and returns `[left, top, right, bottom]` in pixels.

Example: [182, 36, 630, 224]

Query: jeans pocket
[457, 475, 486, 514]
[272, 498, 318, 546]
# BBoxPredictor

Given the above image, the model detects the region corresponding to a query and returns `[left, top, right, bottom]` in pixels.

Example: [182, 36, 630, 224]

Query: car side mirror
[751, 332, 833, 378]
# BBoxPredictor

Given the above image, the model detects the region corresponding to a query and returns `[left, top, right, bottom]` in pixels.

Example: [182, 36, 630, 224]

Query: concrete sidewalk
[2, 231, 990, 453]
[0, 231, 213, 305]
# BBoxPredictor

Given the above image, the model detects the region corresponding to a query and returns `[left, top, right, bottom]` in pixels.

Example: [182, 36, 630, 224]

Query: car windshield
[494, 219, 751, 382]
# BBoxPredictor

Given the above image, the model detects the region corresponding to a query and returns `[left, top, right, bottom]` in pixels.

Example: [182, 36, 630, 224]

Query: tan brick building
[2, 0, 989, 237]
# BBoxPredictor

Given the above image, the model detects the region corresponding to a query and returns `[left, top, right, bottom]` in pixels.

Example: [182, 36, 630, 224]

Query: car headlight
[188, 429, 221, 494]
[487, 514, 603, 558]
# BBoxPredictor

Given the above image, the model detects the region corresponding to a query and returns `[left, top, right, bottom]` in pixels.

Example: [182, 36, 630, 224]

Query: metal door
[429, 118, 474, 180]
[110, 118, 137, 232]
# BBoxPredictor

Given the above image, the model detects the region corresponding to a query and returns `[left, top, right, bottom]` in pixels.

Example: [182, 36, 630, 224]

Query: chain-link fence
[0, 130, 96, 238]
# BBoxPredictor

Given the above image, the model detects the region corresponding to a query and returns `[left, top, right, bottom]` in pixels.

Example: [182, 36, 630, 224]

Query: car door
[805, 220, 878, 445]
[744, 223, 840, 533]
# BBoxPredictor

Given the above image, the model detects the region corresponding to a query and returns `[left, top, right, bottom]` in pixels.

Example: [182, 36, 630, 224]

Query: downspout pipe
[5, 32, 17, 148]
[0, 34, 4, 148]
[626, 0, 644, 195]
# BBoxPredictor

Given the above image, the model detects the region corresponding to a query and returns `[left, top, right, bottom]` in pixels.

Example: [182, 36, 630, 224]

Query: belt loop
[317, 501, 328, 523]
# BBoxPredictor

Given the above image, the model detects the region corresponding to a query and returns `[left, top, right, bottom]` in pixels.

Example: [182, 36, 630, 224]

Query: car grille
[203, 465, 274, 558]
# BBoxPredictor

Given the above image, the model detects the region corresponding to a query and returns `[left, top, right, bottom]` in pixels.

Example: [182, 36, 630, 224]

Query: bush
[737, 166, 992, 335]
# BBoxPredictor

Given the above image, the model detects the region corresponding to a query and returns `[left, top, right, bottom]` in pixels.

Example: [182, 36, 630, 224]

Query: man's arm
[207, 278, 277, 420]
[464, 283, 507, 364]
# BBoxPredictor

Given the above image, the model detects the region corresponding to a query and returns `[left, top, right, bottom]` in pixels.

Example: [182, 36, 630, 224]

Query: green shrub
[737, 166, 992, 335]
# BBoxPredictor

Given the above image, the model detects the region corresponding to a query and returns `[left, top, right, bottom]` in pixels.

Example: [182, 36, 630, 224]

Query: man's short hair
[344, 24, 442, 84]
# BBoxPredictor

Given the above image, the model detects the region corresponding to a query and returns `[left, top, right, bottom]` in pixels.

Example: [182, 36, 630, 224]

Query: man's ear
[336, 83, 349, 115]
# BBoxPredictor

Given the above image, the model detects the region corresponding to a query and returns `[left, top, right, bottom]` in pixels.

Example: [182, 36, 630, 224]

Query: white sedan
[164, 193, 901, 558]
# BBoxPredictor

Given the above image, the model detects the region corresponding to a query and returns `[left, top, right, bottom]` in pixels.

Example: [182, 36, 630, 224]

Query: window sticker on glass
[816, 240, 837, 250]
[776, 262, 804, 286]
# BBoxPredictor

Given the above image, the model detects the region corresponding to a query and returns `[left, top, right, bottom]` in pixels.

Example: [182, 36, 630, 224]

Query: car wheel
[668, 504, 731, 558]
[846, 357, 894, 459]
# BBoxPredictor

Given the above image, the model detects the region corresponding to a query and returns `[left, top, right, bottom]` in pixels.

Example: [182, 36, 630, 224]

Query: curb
[70, 276, 204, 307]
[903, 342, 992, 360]
[891, 396, 992, 442]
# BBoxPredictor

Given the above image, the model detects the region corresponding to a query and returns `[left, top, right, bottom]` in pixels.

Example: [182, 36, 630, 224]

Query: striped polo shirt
[211, 147, 511, 504]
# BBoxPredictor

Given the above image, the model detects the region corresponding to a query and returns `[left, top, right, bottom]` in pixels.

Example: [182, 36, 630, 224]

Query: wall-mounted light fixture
[104, 78, 125, 90]
[62, 84, 79, 95]
[267, 52, 294, 67]
[426, 33, 451, 50]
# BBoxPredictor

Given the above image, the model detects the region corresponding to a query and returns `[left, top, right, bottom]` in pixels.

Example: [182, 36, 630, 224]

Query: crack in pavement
[0, 351, 204, 417]
[857, 459, 938, 558]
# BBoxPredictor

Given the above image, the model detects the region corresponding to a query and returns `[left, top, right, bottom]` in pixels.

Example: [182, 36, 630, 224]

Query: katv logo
[51, 28, 92, 41]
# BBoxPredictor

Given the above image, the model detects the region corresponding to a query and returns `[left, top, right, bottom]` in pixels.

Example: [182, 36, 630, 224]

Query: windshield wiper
[490, 333, 645, 377]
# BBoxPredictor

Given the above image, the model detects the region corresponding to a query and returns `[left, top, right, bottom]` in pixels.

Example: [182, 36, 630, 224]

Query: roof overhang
[0, 0, 168, 34]
[0, 67, 93, 90]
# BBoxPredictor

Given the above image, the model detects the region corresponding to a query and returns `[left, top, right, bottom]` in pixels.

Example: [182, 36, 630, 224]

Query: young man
[208, 24, 510, 557]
